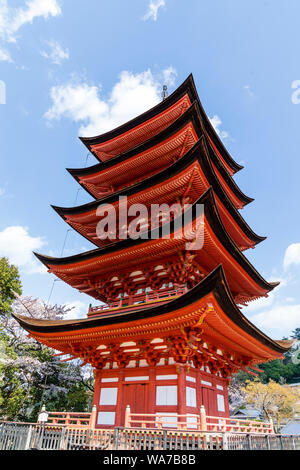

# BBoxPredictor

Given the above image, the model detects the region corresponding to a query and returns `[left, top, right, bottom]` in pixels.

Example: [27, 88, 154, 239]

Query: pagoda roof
[12, 266, 291, 365]
[80, 74, 243, 175]
[69, 102, 252, 207]
[53, 137, 263, 250]
[36, 189, 277, 304]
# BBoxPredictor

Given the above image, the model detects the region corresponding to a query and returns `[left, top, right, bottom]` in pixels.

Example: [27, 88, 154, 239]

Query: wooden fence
[1, 422, 300, 450]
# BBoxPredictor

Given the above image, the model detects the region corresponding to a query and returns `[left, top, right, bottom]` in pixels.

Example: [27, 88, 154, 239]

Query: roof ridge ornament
[161, 84, 168, 101]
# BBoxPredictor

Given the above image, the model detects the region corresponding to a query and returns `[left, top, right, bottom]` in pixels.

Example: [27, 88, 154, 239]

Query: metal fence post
[24, 425, 33, 450]
[163, 430, 168, 450]
[265, 434, 270, 450]
[113, 427, 119, 450]
[222, 432, 229, 450]
[247, 434, 252, 450]
[0, 423, 4, 450]
[280, 435, 284, 450]
[59, 426, 67, 450]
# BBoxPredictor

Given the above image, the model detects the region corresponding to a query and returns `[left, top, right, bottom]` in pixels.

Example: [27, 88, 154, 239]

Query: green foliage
[231, 337, 300, 389]
[0, 258, 22, 315]
[0, 330, 27, 419]
[17, 360, 94, 423]
[259, 359, 300, 383]
[291, 328, 300, 341]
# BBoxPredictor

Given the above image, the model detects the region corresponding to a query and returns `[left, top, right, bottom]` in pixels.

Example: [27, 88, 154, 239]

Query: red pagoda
[14, 74, 292, 429]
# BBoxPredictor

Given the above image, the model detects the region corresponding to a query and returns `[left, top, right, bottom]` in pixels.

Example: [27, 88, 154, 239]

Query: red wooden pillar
[115, 369, 125, 426]
[92, 369, 102, 428]
[92, 369, 102, 407]
[177, 365, 186, 428]
[196, 368, 202, 411]
[148, 367, 156, 416]
[223, 379, 230, 417]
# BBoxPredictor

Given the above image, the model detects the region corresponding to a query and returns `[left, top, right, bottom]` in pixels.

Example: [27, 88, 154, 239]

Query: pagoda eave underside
[71, 104, 249, 205]
[56, 139, 262, 250]
[37, 193, 276, 305]
[13, 268, 289, 374]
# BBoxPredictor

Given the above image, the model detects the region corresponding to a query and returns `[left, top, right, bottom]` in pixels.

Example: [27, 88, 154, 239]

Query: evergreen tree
[0, 257, 22, 315]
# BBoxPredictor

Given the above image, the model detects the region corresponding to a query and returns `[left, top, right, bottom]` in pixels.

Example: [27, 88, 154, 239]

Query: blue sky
[0, 0, 300, 339]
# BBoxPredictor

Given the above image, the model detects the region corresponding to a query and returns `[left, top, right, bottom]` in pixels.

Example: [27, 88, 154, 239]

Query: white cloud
[143, 0, 166, 21]
[244, 84, 255, 98]
[162, 66, 177, 87]
[244, 292, 275, 313]
[0, 0, 61, 61]
[250, 304, 300, 338]
[243, 275, 288, 313]
[64, 300, 88, 320]
[209, 115, 229, 140]
[44, 67, 177, 136]
[0, 226, 47, 274]
[41, 39, 69, 65]
[0, 46, 12, 62]
[0, 187, 5, 196]
[0, 0, 61, 42]
[283, 243, 300, 270]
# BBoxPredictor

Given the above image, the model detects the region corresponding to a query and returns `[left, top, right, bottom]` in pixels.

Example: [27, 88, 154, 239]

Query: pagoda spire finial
[161, 84, 168, 100]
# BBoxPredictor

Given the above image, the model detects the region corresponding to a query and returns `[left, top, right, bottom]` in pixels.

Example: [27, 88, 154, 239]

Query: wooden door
[201, 386, 217, 416]
[121, 383, 149, 426]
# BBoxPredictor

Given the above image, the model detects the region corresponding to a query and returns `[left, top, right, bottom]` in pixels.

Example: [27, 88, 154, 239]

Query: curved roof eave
[35, 187, 277, 295]
[53, 137, 266, 247]
[79, 73, 243, 174]
[12, 265, 289, 355]
[68, 101, 203, 181]
[70, 101, 251, 207]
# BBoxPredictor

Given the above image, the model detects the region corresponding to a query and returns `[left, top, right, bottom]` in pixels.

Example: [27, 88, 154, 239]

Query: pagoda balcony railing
[46, 411, 92, 427]
[88, 286, 188, 315]
[124, 406, 274, 434]
[37, 407, 274, 435]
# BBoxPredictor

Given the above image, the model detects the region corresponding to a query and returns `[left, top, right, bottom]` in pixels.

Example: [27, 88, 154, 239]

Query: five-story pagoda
[14, 75, 292, 429]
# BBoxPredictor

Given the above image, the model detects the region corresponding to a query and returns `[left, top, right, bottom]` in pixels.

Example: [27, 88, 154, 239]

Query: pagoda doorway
[121, 383, 149, 426]
[201, 384, 217, 416]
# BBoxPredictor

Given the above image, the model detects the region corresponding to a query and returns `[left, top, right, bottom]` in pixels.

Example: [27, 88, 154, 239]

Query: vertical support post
[24, 425, 33, 450]
[115, 368, 124, 427]
[124, 405, 131, 428]
[163, 429, 168, 450]
[177, 365, 186, 429]
[200, 405, 207, 431]
[113, 427, 119, 450]
[91, 368, 102, 429]
[148, 367, 156, 416]
[266, 434, 270, 450]
[59, 426, 67, 451]
[247, 433, 252, 450]
[222, 432, 229, 450]
[89, 404, 97, 429]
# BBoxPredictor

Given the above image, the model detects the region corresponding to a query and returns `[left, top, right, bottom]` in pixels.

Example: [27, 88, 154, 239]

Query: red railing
[46, 411, 92, 427]
[88, 286, 188, 315]
[124, 406, 274, 434]
[205, 415, 273, 434]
